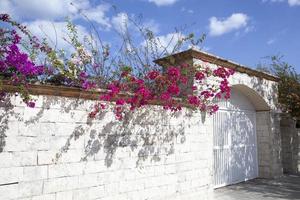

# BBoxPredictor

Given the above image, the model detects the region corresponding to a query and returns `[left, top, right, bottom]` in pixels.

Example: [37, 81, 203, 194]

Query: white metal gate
[213, 88, 258, 188]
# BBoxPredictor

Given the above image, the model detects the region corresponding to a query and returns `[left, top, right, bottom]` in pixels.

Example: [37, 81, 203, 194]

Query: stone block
[55, 191, 73, 200]
[48, 163, 84, 178]
[4, 136, 36, 152]
[19, 123, 40, 137]
[18, 180, 44, 198]
[23, 166, 48, 181]
[43, 176, 79, 193]
[0, 167, 23, 185]
[78, 173, 103, 188]
[0, 183, 19, 199]
[88, 185, 105, 199]
[31, 194, 55, 200]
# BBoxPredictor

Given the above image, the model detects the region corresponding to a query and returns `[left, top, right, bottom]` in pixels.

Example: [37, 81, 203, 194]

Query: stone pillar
[281, 114, 300, 174]
[256, 111, 283, 178]
[269, 111, 283, 177]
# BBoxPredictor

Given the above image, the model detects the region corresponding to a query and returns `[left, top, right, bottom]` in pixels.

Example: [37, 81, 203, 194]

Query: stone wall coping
[1, 81, 192, 108]
[154, 48, 280, 82]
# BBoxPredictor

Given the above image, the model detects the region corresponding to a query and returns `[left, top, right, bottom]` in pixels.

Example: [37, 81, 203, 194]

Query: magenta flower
[136, 86, 151, 99]
[167, 67, 180, 80]
[108, 83, 120, 96]
[161, 92, 171, 101]
[147, 70, 160, 80]
[82, 80, 96, 90]
[195, 71, 205, 80]
[116, 99, 126, 105]
[26, 101, 35, 108]
[167, 83, 180, 95]
[210, 105, 219, 114]
[188, 95, 201, 106]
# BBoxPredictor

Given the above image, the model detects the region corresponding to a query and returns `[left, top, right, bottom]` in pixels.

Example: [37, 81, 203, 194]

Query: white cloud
[111, 12, 129, 33]
[148, 0, 178, 6]
[0, 0, 89, 20]
[145, 32, 184, 53]
[0, 0, 16, 17]
[209, 13, 249, 36]
[267, 38, 275, 45]
[288, 0, 300, 6]
[262, 0, 300, 6]
[0, 0, 111, 26]
[83, 4, 111, 28]
[112, 13, 160, 34]
[262, 0, 285, 3]
[181, 7, 194, 14]
[142, 20, 160, 34]
[25, 20, 89, 51]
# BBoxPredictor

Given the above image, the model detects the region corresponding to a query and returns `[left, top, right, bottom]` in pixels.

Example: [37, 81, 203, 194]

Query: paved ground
[213, 175, 300, 200]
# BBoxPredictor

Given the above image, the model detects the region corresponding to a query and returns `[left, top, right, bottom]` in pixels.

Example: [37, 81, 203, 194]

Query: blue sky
[1, 0, 299, 72]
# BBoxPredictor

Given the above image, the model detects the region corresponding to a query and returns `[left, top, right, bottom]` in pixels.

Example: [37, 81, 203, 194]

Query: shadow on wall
[60, 108, 189, 167]
[1, 95, 200, 168]
[0, 94, 23, 152]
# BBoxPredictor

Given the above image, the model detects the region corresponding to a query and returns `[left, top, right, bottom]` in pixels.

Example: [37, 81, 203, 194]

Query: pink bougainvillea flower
[79, 72, 88, 79]
[188, 95, 201, 106]
[99, 94, 111, 101]
[210, 104, 219, 114]
[160, 92, 171, 101]
[180, 76, 188, 84]
[200, 90, 214, 99]
[136, 79, 144, 85]
[147, 70, 160, 80]
[26, 101, 35, 108]
[107, 83, 120, 96]
[136, 86, 151, 99]
[116, 99, 126, 105]
[215, 92, 222, 99]
[195, 71, 205, 81]
[167, 83, 180, 95]
[213, 67, 233, 79]
[167, 66, 181, 80]
[228, 69, 235, 75]
[82, 80, 96, 90]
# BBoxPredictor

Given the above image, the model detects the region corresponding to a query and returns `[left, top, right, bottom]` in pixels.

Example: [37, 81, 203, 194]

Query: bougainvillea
[89, 63, 234, 120]
[0, 25, 45, 106]
[0, 13, 235, 120]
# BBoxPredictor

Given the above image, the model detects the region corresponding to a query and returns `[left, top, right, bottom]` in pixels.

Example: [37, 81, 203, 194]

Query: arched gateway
[155, 48, 282, 193]
[213, 86, 269, 187]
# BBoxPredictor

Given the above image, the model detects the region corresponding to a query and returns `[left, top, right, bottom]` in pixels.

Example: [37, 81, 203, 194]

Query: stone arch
[231, 84, 270, 111]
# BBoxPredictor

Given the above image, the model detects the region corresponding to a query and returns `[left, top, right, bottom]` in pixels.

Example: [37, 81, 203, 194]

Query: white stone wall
[0, 94, 213, 200]
[0, 57, 282, 200]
